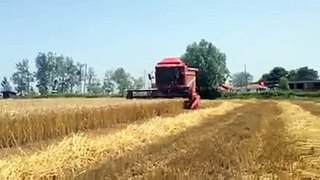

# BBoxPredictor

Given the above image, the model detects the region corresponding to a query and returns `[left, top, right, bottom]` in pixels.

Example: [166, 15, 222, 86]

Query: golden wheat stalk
[0, 98, 187, 148]
[0, 101, 242, 179]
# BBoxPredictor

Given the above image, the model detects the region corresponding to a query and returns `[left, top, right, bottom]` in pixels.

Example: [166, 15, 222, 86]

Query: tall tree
[294, 66, 318, 81]
[261, 67, 288, 82]
[87, 80, 104, 94]
[262, 66, 319, 82]
[103, 70, 115, 94]
[86, 67, 98, 93]
[48, 53, 73, 93]
[111, 67, 132, 96]
[231, 72, 253, 87]
[46, 52, 58, 91]
[181, 39, 229, 99]
[132, 76, 144, 90]
[287, 70, 297, 81]
[29, 86, 36, 96]
[261, 73, 271, 82]
[34, 52, 82, 94]
[11, 59, 34, 94]
[1, 77, 13, 91]
[64, 57, 80, 93]
[35, 52, 51, 95]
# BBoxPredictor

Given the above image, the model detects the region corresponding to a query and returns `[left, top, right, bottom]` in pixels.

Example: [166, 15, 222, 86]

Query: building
[232, 83, 267, 93]
[0, 90, 17, 99]
[246, 83, 268, 92]
[288, 80, 320, 91]
[217, 84, 233, 92]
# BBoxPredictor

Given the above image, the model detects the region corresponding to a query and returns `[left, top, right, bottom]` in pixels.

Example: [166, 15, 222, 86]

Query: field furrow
[291, 100, 320, 116]
[75, 101, 251, 180]
[278, 101, 320, 179]
[107, 101, 288, 179]
[1, 98, 319, 180]
[0, 101, 241, 179]
[0, 100, 221, 159]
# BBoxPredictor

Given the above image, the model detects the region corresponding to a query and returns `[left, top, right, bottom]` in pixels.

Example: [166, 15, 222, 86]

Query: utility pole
[78, 63, 88, 94]
[143, 70, 147, 89]
[83, 63, 87, 93]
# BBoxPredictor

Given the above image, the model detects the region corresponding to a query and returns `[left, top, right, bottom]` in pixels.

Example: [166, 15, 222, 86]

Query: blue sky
[0, 0, 319, 83]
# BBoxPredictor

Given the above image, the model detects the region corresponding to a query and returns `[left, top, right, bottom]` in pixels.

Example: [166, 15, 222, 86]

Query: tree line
[231, 66, 319, 88]
[261, 66, 319, 82]
[1, 52, 144, 96]
[1, 39, 231, 99]
[1, 39, 318, 99]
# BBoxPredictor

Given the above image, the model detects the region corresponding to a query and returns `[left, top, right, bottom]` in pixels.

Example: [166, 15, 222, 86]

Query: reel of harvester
[126, 57, 200, 110]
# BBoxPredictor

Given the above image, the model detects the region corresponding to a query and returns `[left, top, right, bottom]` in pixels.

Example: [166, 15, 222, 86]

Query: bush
[260, 90, 295, 98]
[221, 90, 297, 99]
[294, 91, 320, 98]
[199, 88, 222, 99]
[221, 92, 257, 99]
[279, 77, 290, 90]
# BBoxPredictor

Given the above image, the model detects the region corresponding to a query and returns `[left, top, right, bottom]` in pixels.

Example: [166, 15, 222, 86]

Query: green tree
[11, 59, 34, 94]
[87, 80, 104, 94]
[261, 67, 288, 82]
[75, 62, 86, 93]
[48, 53, 71, 93]
[279, 77, 290, 90]
[261, 73, 271, 81]
[111, 67, 132, 96]
[181, 39, 229, 99]
[103, 70, 115, 94]
[1, 77, 13, 91]
[287, 70, 297, 81]
[64, 57, 81, 93]
[231, 72, 253, 87]
[46, 52, 58, 91]
[29, 86, 37, 96]
[86, 67, 97, 93]
[264, 66, 319, 82]
[35, 52, 51, 95]
[34, 52, 82, 94]
[294, 66, 318, 81]
[132, 76, 144, 90]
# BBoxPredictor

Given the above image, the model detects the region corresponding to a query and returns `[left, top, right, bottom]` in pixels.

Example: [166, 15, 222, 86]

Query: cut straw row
[0, 101, 243, 179]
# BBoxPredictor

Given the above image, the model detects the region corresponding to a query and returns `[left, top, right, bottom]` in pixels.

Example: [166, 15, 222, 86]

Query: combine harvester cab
[126, 57, 200, 110]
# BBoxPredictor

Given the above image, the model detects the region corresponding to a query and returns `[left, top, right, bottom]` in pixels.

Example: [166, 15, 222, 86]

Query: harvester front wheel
[183, 100, 191, 109]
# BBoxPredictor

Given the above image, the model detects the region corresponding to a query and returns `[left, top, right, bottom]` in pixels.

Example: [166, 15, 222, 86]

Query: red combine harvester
[126, 57, 200, 109]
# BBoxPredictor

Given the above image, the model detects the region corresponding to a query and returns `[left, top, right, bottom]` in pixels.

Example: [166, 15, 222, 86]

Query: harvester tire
[183, 100, 191, 109]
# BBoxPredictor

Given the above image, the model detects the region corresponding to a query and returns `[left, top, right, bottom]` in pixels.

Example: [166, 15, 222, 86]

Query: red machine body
[126, 57, 200, 109]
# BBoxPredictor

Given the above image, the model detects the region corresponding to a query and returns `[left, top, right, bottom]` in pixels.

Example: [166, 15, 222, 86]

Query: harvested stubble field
[0, 98, 320, 179]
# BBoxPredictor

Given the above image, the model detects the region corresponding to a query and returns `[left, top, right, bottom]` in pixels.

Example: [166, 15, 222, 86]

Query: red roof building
[246, 83, 267, 90]
[217, 84, 233, 92]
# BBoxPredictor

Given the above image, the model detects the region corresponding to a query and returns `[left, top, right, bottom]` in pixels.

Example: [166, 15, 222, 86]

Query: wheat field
[0, 98, 319, 179]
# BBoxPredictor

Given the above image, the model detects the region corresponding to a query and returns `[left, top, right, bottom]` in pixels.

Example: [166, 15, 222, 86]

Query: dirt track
[1, 100, 320, 180]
